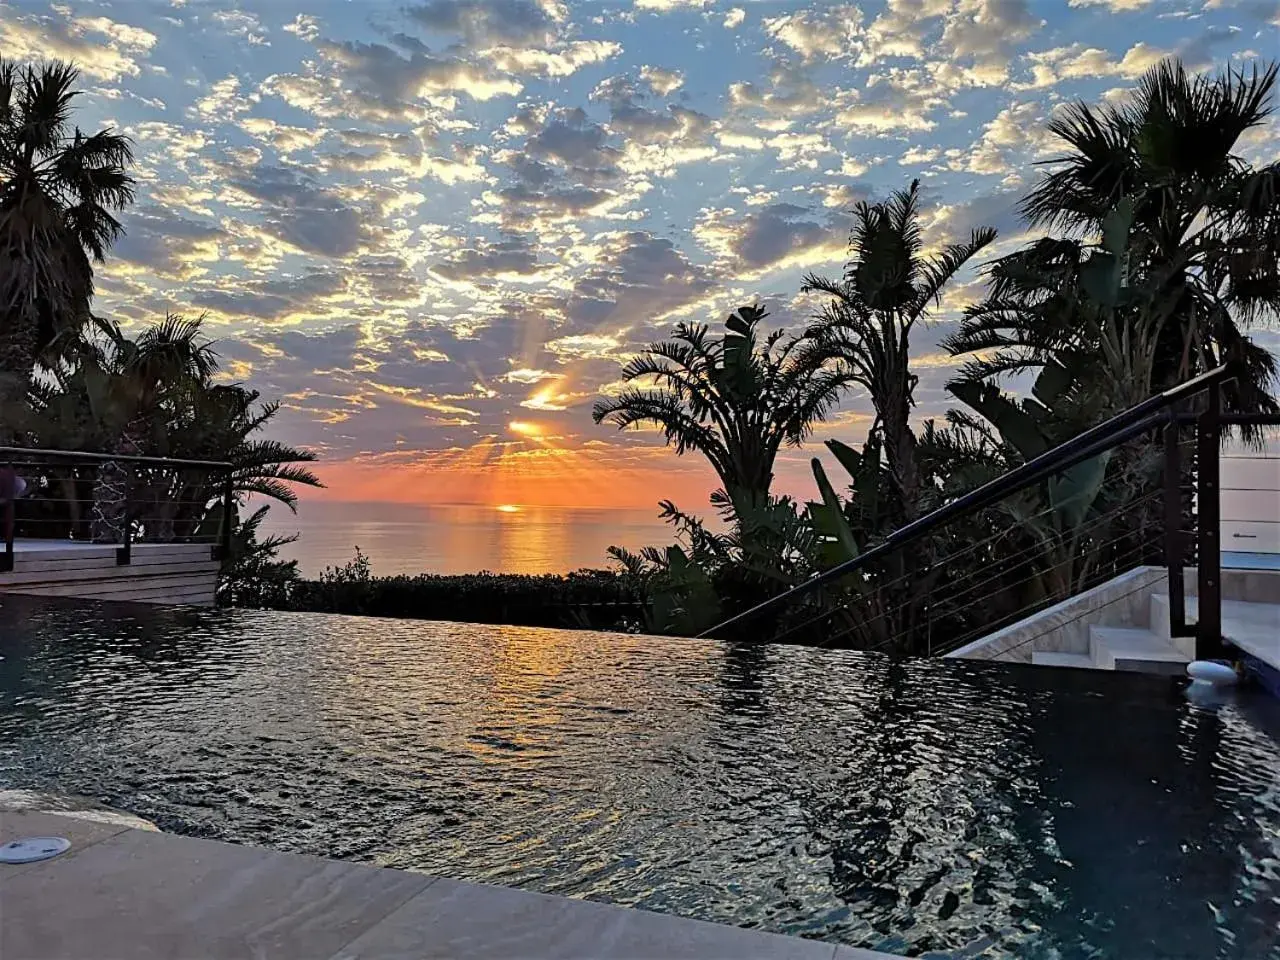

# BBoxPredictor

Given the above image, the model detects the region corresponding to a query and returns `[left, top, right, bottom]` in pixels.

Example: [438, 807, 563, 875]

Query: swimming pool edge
[0, 811, 896, 960]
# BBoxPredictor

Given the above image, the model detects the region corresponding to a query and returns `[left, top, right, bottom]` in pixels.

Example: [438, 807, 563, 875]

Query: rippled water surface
[2, 595, 1278, 959]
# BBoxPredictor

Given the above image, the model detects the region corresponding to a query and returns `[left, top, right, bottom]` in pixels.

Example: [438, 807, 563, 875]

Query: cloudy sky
[4, 0, 1277, 509]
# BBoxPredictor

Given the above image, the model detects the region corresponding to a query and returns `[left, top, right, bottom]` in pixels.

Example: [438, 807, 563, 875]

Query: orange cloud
[308, 442, 719, 509]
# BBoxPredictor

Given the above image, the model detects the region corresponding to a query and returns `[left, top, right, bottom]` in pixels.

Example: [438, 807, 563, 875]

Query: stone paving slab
[0, 812, 897, 960]
[331, 873, 870, 960]
[0, 810, 132, 880]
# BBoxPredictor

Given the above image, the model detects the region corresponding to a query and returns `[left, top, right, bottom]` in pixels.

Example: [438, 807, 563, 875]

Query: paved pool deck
[1, 811, 891, 960]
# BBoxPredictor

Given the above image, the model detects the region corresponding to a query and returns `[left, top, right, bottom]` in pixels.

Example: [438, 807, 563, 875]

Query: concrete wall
[1222, 431, 1280, 555]
[0, 542, 219, 606]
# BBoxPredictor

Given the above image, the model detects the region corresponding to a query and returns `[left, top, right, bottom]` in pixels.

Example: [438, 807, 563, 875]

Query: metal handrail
[0, 446, 236, 572]
[0, 446, 232, 470]
[699, 364, 1234, 640]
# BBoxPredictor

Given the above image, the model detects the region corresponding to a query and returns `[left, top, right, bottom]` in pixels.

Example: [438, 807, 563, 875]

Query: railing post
[216, 470, 234, 562]
[924, 563, 934, 657]
[1162, 416, 1187, 637]
[1196, 383, 1222, 660]
[2, 460, 14, 573]
[116, 466, 132, 565]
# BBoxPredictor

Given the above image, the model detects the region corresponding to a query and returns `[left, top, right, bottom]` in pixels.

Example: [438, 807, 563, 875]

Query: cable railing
[0, 446, 234, 573]
[699, 366, 1258, 662]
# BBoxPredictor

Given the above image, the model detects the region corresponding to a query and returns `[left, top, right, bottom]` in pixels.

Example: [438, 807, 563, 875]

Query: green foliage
[0, 58, 135, 432]
[1012, 57, 1280, 431]
[614, 58, 1279, 653]
[216, 505, 301, 609]
[276, 549, 645, 631]
[800, 180, 996, 519]
[808, 457, 858, 567]
[593, 304, 855, 515]
[18, 312, 321, 593]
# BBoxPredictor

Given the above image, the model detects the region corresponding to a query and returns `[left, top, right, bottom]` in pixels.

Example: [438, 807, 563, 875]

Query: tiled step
[1090, 626, 1189, 675]
[1031, 651, 1095, 669]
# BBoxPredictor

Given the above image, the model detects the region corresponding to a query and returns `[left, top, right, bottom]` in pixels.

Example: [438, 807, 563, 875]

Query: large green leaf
[1032, 359, 1073, 408]
[1080, 201, 1135, 309]
[808, 458, 858, 566]
[1080, 251, 1121, 309]
[824, 438, 863, 482]
[651, 545, 722, 634]
[949, 380, 1048, 460]
[1100, 198, 1134, 256]
[1048, 450, 1112, 530]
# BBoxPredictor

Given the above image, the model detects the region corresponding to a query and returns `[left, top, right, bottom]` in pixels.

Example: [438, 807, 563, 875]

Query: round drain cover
[0, 837, 70, 864]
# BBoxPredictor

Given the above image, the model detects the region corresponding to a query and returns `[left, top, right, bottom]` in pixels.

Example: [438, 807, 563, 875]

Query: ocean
[257, 500, 690, 578]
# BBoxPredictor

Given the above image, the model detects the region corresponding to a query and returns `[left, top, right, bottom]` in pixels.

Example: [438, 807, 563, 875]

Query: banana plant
[949, 373, 1115, 597]
[943, 198, 1175, 598]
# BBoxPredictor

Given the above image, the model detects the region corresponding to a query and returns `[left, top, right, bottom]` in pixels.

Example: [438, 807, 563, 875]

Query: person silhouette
[0, 467, 27, 554]
[0, 467, 27, 503]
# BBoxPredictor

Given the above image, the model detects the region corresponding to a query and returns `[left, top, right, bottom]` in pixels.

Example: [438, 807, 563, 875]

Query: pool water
[1, 595, 1277, 959]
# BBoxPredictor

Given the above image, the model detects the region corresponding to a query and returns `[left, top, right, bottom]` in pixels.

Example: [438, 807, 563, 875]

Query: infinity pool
[1, 595, 1277, 959]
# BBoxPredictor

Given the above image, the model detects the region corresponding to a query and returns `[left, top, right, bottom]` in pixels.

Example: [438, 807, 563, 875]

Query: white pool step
[1090, 626, 1189, 675]
[1030, 651, 1094, 669]
[1031, 593, 1279, 674]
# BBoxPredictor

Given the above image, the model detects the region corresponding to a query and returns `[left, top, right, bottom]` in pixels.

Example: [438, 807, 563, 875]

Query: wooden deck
[0, 811, 889, 960]
[0, 540, 218, 606]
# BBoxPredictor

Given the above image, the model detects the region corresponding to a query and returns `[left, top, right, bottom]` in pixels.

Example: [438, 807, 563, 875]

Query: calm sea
[257, 500, 687, 577]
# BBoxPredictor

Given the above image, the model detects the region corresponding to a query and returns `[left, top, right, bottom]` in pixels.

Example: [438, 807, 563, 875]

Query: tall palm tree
[155, 381, 321, 541]
[29, 314, 320, 542]
[1013, 57, 1280, 423]
[947, 203, 1168, 419]
[0, 59, 134, 433]
[83, 315, 219, 540]
[800, 180, 997, 516]
[593, 304, 853, 517]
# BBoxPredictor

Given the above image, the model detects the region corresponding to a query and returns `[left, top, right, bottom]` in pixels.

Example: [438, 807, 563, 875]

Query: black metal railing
[700, 366, 1252, 661]
[0, 447, 234, 573]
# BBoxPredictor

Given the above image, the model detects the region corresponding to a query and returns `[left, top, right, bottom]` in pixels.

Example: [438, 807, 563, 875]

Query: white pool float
[1187, 660, 1239, 686]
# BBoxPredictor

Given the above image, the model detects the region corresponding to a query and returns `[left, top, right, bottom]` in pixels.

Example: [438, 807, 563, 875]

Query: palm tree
[78, 315, 219, 540]
[155, 380, 321, 541]
[800, 180, 996, 516]
[0, 59, 135, 433]
[592, 304, 853, 517]
[29, 314, 320, 542]
[1013, 57, 1280, 423]
[215, 504, 302, 608]
[947, 203, 1170, 417]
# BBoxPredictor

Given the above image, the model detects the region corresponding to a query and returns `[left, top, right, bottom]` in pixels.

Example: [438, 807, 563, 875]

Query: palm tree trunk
[881, 380, 920, 520]
[0, 316, 38, 443]
[90, 425, 143, 543]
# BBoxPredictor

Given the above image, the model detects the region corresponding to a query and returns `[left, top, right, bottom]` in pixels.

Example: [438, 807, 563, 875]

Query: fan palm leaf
[594, 304, 854, 517]
[0, 59, 134, 428]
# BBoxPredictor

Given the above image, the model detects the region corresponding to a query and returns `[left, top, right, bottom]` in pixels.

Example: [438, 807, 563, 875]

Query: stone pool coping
[1, 810, 892, 960]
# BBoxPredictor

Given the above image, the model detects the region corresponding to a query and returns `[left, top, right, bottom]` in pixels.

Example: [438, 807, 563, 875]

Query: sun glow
[495, 504, 521, 513]
[508, 420, 543, 437]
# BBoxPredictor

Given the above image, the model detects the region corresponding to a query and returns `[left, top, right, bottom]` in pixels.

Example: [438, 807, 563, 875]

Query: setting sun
[495, 504, 521, 513]
[508, 420, 543, 437]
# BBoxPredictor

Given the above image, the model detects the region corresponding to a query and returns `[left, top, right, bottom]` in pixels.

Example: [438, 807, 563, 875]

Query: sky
[3, 0, 1277, 510]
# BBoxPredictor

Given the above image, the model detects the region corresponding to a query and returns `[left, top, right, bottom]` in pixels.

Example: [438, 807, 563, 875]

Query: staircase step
[1031, 651, 1096, 670]
[1090, 626, 1189, 675]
